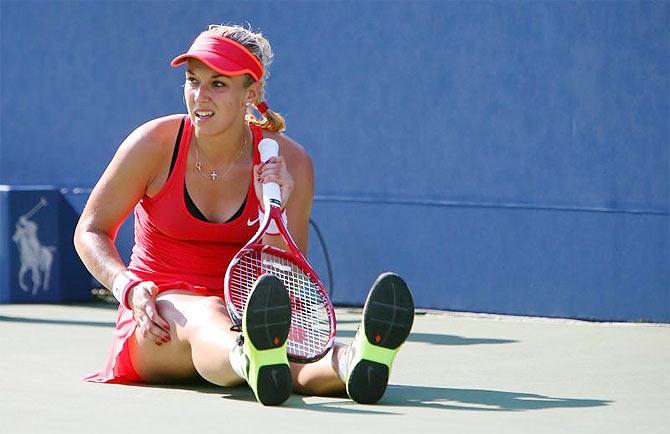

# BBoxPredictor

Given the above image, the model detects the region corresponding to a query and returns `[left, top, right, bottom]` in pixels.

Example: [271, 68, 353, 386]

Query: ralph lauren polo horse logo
[12, 197, 56, 295]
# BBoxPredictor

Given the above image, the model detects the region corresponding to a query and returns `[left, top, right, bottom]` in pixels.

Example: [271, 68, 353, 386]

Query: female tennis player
[75, 24, 414, 406]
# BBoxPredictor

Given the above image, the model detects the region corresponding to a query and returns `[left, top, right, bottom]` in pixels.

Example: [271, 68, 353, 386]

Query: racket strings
[228, 250, 331, 360]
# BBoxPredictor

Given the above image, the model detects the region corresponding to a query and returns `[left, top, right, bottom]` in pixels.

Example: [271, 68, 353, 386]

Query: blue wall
[1, 1, 668, 321]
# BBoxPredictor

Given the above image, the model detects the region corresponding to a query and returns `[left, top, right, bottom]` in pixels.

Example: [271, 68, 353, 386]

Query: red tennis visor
[171, 34, 263, 81]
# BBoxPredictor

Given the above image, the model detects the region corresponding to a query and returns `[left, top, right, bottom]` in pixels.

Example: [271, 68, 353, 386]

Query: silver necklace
[194, 130, 249, 182]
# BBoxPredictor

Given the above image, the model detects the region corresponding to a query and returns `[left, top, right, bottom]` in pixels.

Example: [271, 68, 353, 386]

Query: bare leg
[292, 273, 415, 401]
[290, 342, 347, 396]
[128, 290, 347, 397]
[129, 291, 242, 386]
[184, 297, 244, 386]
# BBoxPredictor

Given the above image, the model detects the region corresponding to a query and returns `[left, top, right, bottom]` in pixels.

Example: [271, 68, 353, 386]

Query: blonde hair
[203, 24, 286, 132]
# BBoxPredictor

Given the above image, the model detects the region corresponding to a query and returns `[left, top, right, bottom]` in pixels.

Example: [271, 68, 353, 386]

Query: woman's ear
[245, 81, 261, 105]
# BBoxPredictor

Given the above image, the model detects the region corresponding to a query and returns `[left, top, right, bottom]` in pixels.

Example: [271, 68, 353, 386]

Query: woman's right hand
[129, 282, 171, 346]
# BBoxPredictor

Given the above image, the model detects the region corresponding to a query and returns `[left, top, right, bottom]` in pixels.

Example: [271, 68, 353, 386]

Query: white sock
[228, 343, 247, 380]
[335, 344, 351, 382]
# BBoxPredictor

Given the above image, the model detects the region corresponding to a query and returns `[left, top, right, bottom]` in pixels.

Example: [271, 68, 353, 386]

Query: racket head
[225, 138, 335, 362]
[224, 242, 336, 363]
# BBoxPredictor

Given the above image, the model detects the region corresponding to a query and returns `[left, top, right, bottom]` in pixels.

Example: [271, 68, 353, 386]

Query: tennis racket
[224, 138, 336, 363]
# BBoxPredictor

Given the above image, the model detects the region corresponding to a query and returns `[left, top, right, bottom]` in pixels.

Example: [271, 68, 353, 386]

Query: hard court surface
[0, 303, 668, 434]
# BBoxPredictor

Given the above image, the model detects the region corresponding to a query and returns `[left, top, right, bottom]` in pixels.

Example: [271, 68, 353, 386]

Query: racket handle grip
[259, 138, 279, 162]
[263, 183, 281, 207]
[259, 138, 282, 207]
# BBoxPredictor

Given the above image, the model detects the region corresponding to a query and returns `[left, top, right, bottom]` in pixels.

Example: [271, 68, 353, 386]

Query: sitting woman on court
[74, 24, 414, 406]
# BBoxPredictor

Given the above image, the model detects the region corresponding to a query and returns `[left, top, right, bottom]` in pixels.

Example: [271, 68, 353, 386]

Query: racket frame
[224, 141, 336, 363]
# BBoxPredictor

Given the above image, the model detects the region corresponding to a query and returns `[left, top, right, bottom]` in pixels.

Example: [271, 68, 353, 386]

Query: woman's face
[183, 59, 256, 137]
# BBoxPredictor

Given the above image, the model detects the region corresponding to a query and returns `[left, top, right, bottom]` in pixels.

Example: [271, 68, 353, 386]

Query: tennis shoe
[238, 273, 293, 406]
[345, 272, 415, 404]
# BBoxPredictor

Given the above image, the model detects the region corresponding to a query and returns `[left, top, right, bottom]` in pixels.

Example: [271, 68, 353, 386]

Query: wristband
[258, 207, 288, 235]
[112, 270, 142, 310]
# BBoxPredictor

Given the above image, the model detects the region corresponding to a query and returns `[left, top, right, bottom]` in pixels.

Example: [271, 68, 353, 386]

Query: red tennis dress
[84, 117, 262, 383]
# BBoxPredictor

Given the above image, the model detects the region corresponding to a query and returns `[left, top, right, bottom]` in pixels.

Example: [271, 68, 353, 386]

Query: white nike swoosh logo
[247, 217, 259, 226]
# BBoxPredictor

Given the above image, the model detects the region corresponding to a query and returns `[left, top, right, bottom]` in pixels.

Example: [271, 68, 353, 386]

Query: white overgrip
[258, 138, 282, 207]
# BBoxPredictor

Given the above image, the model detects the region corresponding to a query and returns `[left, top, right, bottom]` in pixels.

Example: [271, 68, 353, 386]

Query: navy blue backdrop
[1, 0, 668, 321]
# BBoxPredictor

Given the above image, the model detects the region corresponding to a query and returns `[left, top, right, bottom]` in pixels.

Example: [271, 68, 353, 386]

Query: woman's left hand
[254, 156, 294, 209]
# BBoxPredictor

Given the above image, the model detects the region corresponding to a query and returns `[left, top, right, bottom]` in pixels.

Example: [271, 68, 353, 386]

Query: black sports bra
[168, 118, 247, 223]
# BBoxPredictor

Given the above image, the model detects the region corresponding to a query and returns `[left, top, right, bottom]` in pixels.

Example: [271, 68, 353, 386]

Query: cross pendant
[209, 171, 219, 181]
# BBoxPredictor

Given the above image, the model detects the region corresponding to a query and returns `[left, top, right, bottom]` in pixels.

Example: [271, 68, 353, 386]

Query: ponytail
[246, 102, 286, 132]
[250, 109, 286, 132]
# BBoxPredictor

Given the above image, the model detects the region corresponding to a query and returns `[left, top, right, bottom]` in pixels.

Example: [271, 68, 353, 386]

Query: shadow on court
[0, 314, 116, 328]
[382, 385, 612, 412]
[298, 385, 611, 414]
[126, 382, 610, 415]
[336, 328, 517, 346]
[127, 382, 394, 415]
[0, 312, 518, 346]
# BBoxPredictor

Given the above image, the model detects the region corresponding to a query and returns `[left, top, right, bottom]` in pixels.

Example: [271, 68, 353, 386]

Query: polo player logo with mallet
[12, 197, 56, 295]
